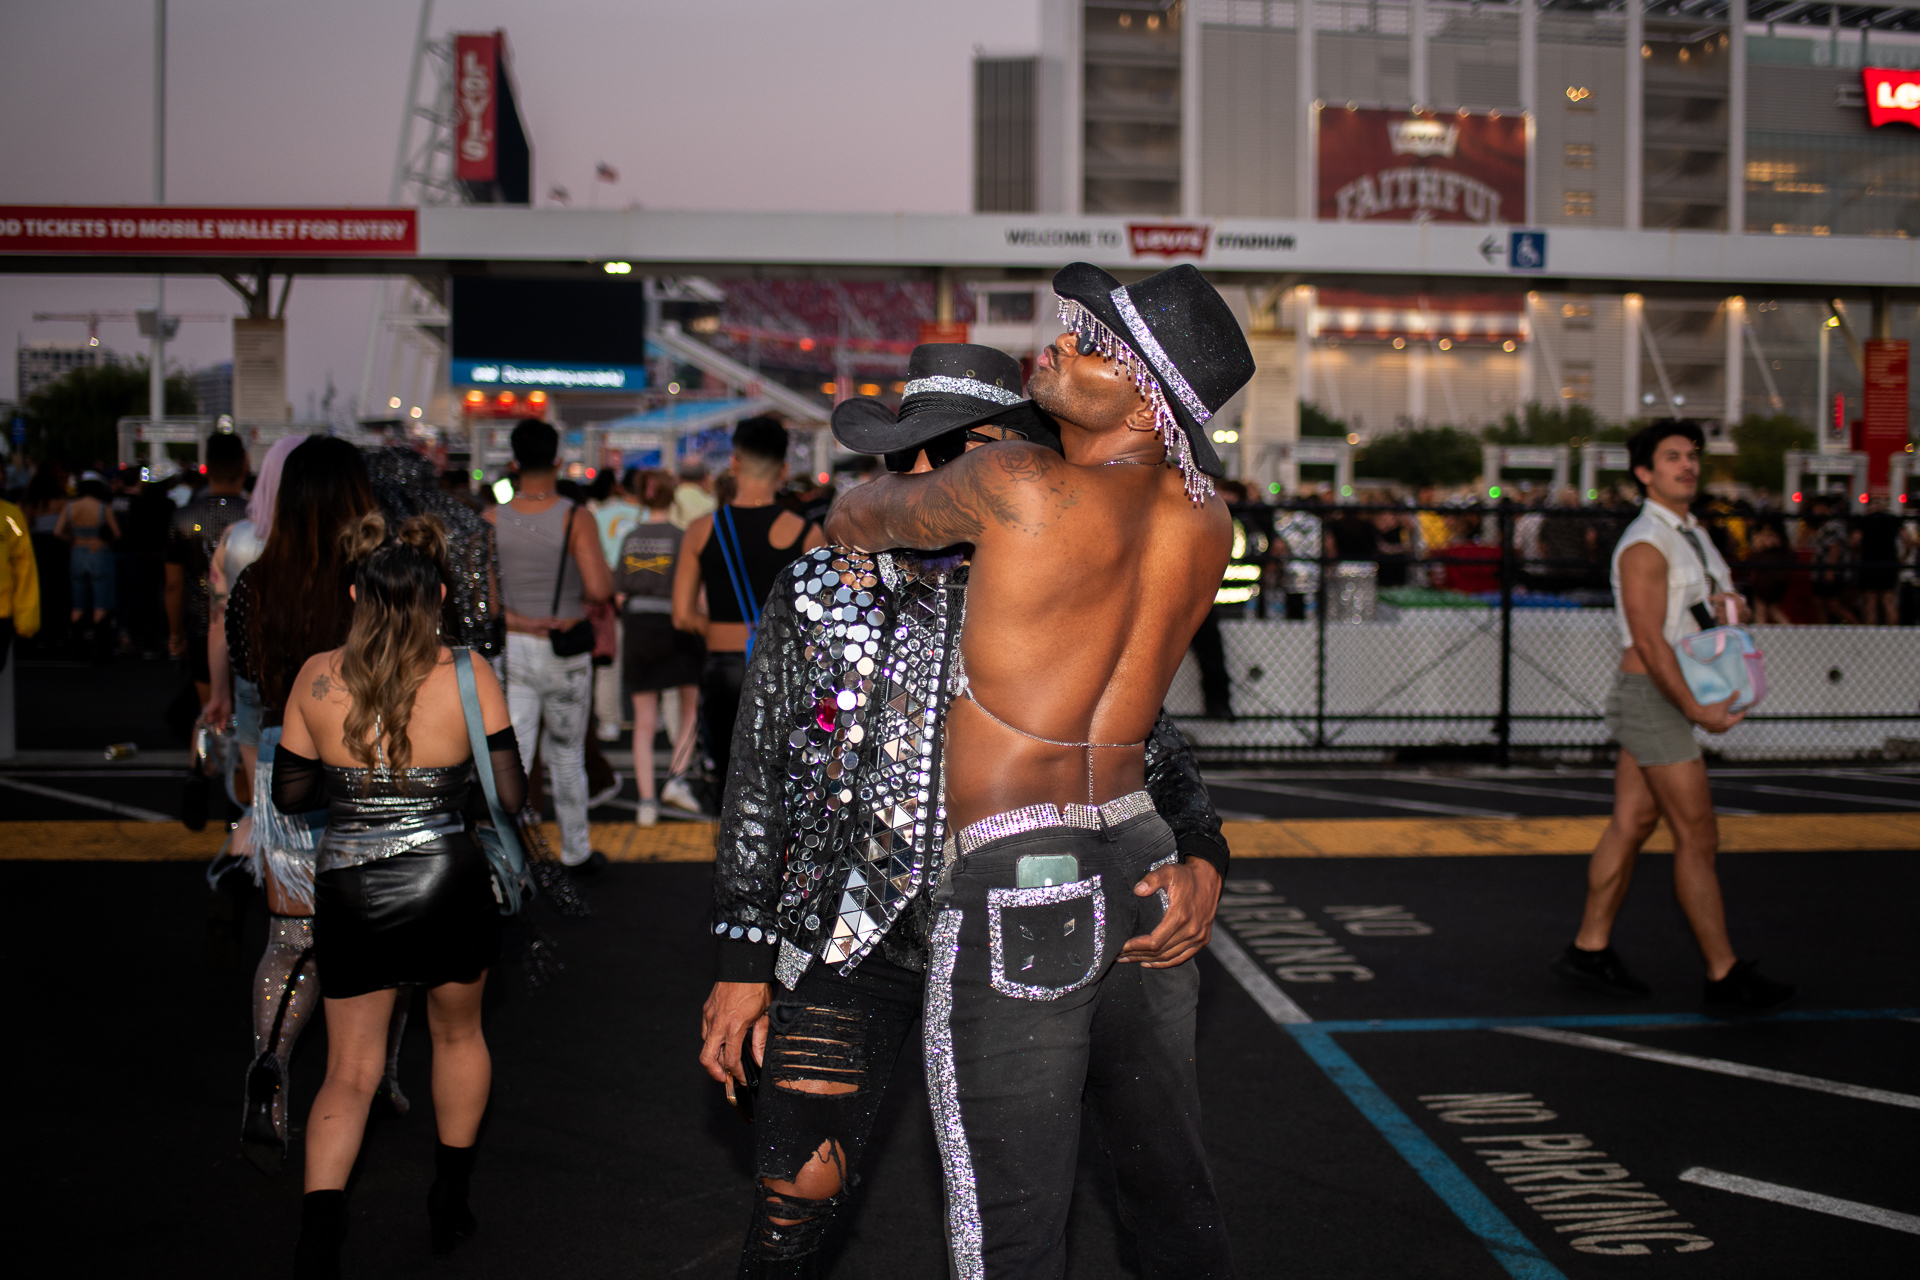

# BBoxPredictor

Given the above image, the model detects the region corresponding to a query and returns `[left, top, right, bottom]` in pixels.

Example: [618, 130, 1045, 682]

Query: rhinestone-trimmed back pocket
[986, 877, 1105, 1000]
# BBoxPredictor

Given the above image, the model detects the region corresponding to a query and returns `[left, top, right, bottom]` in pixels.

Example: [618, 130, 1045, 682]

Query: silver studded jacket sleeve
[1143, 712, 1229, 878]
[710, 565, 806, 983]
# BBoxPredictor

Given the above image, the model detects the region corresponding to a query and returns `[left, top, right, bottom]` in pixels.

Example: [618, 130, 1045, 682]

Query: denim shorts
[234, 676, 263, 748]
[70, 544, 115, 614]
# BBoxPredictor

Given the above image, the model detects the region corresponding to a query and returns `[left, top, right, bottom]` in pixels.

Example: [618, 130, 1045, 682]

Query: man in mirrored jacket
[698, 344, 1232, 1279]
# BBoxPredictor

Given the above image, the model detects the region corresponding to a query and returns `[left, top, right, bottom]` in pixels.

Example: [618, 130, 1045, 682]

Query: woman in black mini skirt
[273, 513, 527, 1278]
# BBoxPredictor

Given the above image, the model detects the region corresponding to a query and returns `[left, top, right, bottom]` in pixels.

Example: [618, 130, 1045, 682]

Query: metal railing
[1173, 502, 1920, 764]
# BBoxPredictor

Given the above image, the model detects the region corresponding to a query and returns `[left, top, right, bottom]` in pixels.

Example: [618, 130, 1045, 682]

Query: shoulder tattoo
[311, 673, 332, 701]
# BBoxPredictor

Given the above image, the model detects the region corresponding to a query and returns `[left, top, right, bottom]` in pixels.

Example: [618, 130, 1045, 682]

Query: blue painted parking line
[1230, 979, 1920, 1276]
[1288, 1024, 1569, 1280]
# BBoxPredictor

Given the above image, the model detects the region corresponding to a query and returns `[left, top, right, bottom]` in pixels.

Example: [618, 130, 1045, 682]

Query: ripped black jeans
[737, 951, 920, 1279]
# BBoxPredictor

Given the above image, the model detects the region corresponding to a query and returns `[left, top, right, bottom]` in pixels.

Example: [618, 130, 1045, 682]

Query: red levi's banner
[0, 206, 417, 256]
[1318, 108, 1527, 225]
[454, 33, 501, 182]
[1863, 68, 1920, 127]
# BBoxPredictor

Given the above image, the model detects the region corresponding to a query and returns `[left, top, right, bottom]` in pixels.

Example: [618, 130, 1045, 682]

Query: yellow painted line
[0, 822, 231, 861]
[1220, 813, 1920, 857]
[1, 814, 1912, 862]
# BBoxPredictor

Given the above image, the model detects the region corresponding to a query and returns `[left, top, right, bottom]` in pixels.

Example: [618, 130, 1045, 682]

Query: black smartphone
[730, 1048, 762, 1123]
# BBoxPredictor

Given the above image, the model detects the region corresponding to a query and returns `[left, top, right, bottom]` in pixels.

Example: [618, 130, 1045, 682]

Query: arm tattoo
[828, 445, 1061, 549]
[311, 674, 332, 701]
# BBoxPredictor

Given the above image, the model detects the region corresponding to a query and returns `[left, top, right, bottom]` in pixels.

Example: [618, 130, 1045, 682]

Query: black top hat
[832, 344, 1052, 457]
[1050, 262, 1254, 502]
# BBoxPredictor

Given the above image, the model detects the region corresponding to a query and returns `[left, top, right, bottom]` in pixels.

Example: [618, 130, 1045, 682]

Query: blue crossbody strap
[454, 648, 528, 890]
[711, 505, 760, 658]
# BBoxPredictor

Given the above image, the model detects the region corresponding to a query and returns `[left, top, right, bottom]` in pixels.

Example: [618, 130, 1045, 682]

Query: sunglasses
[884, 427, 1027, 473]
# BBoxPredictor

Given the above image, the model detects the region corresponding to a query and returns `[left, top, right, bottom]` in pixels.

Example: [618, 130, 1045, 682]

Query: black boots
[293, 1190, 347, 1280]
[427, 1142, 479, 1256]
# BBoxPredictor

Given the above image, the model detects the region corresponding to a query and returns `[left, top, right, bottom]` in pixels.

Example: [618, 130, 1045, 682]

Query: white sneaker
[637, 799, 659, 827]
[660, 774, 701, 814]
[595, 720, 621, 743]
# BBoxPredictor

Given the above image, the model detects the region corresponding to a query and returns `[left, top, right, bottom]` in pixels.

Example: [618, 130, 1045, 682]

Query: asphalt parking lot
[3, 842, 1913, 1278]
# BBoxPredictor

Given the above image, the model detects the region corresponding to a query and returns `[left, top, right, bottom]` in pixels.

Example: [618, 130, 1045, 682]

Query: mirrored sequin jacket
[712, 544, 1229, 989]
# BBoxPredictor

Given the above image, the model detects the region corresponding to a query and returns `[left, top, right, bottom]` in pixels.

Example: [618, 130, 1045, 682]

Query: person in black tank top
[672, 418, 825, 797]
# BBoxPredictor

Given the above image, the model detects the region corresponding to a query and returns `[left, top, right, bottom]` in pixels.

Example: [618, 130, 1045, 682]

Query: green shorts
[1604, 670, 1700, 767]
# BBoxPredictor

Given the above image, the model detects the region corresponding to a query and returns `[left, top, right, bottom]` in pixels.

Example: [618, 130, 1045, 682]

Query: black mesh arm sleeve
[710, 578, 804, 983]
[271, 742, 326, 814]
[225, 567, 257, 685]
[482, 725, 528, 814]
[1143, 710, 1228, 878]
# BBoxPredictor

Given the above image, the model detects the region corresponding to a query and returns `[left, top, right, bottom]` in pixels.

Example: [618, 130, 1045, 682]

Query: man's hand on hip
[1119, 857, 1222, 969]
[699, 980, 771, 1085]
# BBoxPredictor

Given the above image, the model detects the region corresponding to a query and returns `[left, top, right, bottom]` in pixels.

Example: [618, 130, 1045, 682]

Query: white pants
[504, 632, 594, 866]
[593, 616, 625, 729]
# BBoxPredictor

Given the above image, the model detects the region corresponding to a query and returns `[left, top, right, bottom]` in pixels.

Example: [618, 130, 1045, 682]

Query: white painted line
[1498, 1026, 1920, 1110]
[1398, 776, 1620, 807]
[1715, 781, 1920, 811]
[1679, 1167, 1920, 1235]
[1210, 778, 1517, 819]
[0, 776, 174, 823]
[1207, 929, 1313, 1024]
[1398, 773, 1762, 816]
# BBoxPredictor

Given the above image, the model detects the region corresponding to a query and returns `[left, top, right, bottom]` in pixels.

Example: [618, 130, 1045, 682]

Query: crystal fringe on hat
[1057, 296, 1214, 503]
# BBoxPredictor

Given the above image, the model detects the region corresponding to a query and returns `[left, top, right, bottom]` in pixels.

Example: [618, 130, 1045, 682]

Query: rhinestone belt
[955, 789, 1156, 857]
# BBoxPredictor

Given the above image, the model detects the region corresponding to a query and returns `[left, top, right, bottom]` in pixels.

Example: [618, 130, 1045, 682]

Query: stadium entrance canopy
[6, 203, 1920, 297]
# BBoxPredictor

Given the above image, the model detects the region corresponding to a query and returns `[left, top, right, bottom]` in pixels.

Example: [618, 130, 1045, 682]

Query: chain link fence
[1170, 502, 1920, 764]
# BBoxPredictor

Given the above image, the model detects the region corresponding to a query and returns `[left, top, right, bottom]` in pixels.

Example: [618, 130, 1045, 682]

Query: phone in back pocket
[1016, 854, 1080, 888]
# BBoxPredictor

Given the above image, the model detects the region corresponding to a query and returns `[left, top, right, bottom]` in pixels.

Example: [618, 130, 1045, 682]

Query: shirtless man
[825, 263, 1253, 1278]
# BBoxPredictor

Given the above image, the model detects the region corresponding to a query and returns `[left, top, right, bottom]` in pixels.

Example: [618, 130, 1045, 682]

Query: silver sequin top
[315, 763, 472, 875]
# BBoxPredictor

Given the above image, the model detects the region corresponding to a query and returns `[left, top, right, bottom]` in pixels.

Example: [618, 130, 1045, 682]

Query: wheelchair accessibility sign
[1509, 230, 1546, 271]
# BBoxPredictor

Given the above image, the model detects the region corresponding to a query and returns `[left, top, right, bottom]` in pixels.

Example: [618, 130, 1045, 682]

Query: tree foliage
[1729, 413, 1814, 492]
[1300, 400, 1348, 437]
[24, 360, 197, 468]
[1354, 426, 1485, 488]
[1482, 401, 1628, 447]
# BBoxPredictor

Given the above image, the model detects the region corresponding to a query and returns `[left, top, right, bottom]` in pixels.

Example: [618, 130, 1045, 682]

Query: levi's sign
[0, 206, 417, 256]
[1128, 223, 1212, 258]
[1864, 68, 1920, 127]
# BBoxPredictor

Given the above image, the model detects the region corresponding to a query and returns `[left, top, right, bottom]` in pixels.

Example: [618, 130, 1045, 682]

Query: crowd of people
[1211, 478, 1920, 625]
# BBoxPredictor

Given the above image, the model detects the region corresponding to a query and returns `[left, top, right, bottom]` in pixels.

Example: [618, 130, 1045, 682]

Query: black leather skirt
[313, 837, 502, 998]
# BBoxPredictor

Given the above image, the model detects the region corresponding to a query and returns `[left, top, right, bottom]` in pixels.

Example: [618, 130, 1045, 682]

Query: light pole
[150, 0, 167, 428]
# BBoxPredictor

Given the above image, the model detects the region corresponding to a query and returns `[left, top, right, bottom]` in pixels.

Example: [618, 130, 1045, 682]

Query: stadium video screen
[450, 277, 647, 365]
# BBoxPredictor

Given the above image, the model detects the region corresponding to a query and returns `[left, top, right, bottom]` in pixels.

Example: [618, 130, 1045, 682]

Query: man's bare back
[825, 333, 1230, 830]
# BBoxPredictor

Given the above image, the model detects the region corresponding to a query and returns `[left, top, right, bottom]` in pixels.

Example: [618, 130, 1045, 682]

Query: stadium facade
[973, 0, 1920, 464]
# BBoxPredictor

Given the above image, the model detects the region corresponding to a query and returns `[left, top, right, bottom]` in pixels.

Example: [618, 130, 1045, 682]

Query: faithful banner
[1862, 339, 1910, 489]
[0, 206, 417, 256]
[1318, 108, 1527, 225]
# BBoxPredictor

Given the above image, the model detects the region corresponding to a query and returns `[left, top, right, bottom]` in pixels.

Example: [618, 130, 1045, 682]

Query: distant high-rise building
[191, 362, 234, 420]
[17, 342, 106, 401]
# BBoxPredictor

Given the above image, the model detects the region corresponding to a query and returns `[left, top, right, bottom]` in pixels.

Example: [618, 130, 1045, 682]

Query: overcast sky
[0, 0, 1039, 407]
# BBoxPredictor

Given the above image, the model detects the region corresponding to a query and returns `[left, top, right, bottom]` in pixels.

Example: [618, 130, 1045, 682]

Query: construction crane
[32, 310, 229, 346]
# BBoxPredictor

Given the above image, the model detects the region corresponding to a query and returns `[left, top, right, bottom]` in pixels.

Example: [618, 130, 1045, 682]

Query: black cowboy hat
[1050, 262, 1254, 496]
[831, 343, 1056, 457]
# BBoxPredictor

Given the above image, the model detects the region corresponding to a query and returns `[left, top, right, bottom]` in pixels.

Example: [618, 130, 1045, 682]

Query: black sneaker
[1703, 959, 1794, 1013]
[1550, 944, 1652, 998]
[566, 850, 609, 878]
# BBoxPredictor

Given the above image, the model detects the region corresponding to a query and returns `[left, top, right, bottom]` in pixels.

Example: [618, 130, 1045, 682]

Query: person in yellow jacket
[1, 495, 41, 671]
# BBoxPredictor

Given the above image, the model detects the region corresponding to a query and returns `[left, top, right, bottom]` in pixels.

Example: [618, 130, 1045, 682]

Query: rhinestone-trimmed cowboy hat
[831, 343, 1057, 459]
[1050, 261, 1255, 502]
